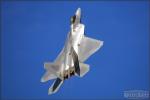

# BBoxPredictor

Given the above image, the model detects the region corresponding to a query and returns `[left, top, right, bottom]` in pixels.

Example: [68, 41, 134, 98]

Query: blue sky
[1, 1, 149, 100]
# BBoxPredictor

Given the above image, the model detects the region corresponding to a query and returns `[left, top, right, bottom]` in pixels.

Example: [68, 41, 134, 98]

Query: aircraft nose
[75, 8, 81, 17]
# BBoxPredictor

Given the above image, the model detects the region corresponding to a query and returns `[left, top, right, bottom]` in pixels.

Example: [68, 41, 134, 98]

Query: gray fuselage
[60, 24, 84, 80]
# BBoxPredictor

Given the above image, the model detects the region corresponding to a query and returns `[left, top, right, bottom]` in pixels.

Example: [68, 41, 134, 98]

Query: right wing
[78, 36, 103, 62]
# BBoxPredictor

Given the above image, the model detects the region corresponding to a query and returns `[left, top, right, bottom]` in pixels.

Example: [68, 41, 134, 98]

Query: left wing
[78, 36, 103, 62]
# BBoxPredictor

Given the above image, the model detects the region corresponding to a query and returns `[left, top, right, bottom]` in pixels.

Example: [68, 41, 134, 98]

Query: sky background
[1, 1, 150, 100]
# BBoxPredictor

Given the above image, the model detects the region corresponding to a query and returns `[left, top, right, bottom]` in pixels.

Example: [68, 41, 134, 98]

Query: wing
[54, 32, 70, 64]
[41, 71, 57, 82]
[44, 62, 61, 73]
[78, 36, 103, 62]
[41, 62, 62, 82]
[54, 48, 65, 64]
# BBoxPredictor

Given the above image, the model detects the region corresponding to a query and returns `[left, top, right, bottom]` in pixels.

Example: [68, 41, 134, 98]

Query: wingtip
[96, 40, 104, 51]
[40, 77, 45, 83]
[100, 41, 104, 46]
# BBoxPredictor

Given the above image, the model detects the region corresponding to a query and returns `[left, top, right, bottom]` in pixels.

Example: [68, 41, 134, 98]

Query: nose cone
[75, 8, 81, 17]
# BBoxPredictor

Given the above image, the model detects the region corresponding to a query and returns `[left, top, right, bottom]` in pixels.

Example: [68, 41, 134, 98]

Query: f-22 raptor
[41, 8, 104, 95]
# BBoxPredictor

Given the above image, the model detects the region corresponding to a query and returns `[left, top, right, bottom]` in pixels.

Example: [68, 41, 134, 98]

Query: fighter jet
[41, 8, 104, 95]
